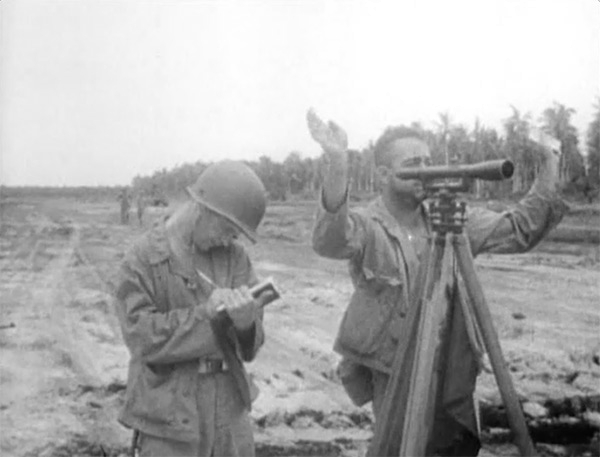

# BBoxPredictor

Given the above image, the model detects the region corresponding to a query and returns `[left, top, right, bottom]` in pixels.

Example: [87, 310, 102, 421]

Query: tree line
[131, 100, 600, 203]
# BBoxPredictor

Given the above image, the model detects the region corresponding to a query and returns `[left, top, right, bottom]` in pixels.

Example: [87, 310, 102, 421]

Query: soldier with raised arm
[307, 109, 567, 456]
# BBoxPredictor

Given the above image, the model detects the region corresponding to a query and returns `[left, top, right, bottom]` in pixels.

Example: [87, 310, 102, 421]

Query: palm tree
[436, 112, 452, 165]
[540, 101, 584, 183]
[503, 106, 535, 193]
[584, 98, 600, 200]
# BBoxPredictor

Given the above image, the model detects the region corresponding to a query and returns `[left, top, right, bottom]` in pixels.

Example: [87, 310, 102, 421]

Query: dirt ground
[0, 195, 598, 457]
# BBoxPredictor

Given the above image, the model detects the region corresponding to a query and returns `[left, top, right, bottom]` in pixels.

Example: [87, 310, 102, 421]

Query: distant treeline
[2, 102, 598, 204]
[0, 186, 121, 201]
[131, 102, 600, 203]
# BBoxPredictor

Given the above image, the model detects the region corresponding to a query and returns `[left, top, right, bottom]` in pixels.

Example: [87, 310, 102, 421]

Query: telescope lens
[501, 160, 515, 179]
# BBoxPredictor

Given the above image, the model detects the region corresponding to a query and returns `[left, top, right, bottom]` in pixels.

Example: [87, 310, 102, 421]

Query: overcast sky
[1, 0, 598, 186]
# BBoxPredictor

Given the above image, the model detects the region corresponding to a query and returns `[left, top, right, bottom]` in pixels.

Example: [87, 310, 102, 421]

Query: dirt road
[0, 196, 598, 457]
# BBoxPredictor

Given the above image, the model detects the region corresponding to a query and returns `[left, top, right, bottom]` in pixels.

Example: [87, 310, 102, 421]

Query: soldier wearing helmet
[115, 160, 271, 457]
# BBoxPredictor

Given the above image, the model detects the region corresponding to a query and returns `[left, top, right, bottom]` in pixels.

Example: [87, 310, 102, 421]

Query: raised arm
[307, 108, 349, 210]
[307, 109, 367, 259]
[468, 129, 568, 255]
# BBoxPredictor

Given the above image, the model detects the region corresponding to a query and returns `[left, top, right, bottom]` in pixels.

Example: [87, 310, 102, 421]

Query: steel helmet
[187, 160, 267, 242]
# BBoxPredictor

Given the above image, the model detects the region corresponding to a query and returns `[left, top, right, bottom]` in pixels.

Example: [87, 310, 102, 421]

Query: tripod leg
[367, 237, 445, 457]
[399, 235, 456, 457]
[453, 234, 537, 457]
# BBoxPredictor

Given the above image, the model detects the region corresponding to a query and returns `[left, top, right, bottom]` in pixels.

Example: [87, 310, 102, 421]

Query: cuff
[235, 323, 257, 361]
[320, 185, 350, 214]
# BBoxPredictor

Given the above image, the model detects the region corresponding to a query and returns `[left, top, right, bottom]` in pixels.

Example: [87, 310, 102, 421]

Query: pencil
[196, 269, 217, 288]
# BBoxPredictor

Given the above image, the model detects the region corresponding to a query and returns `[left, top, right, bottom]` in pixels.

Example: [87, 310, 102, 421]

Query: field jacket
[115, 222, 264, 442]
[312, 182, 567, 435]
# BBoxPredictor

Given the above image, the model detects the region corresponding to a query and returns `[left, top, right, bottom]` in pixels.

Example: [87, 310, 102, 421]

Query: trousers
[137, 371, 255, 457]
[368, 368, 480, 457]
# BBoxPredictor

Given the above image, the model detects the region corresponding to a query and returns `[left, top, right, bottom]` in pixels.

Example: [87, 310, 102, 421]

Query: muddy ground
[0, 195, 598, 457]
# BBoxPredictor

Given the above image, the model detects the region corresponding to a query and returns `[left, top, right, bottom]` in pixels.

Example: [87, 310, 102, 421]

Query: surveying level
[396, 159, 514, 182]
[370, 159, 537, 457]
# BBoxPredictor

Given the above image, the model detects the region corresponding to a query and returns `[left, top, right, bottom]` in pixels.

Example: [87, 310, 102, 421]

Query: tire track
[1, 215, 129, 456]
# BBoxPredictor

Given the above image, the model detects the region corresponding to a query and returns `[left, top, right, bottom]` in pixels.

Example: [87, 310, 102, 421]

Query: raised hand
[528, 127, 561, 188]
[306, 108, 350, 210]
[529, 127, 561, 161]
[306, 108, 348, 155]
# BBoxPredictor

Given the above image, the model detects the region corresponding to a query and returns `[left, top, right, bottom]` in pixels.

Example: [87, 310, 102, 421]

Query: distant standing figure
[136, 193, 146, 226]
[118, 188, 131, 224]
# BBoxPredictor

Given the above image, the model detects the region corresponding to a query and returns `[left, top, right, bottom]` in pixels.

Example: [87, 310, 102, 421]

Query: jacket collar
[146, 220, 171, 265]
[366, 196, 431, 269]
[368, 197, 398, 232]
[145, 220, 195, 280]
[366, 196, 431, 238]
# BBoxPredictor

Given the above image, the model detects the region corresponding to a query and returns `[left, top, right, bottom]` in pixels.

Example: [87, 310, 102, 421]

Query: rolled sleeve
[312, 188, 366, 260]
[115, 254, 220, 365]
[468, 184, 568, 256]
[236, 317, 264, 362]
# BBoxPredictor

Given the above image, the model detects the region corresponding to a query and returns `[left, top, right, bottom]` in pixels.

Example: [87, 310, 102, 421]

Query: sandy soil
[0, 196, 598, 457]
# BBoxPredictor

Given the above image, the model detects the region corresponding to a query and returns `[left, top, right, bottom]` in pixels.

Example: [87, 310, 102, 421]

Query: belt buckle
[198, 359, 227, 374]
[207, 359, 222, 372]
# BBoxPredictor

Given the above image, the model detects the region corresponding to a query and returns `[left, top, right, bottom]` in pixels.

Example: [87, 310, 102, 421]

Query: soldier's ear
[376, 165, 390, 184]
[190, 201, 205, 222]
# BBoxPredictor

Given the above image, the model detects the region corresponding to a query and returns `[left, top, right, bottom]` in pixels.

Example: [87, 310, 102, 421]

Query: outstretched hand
[306, 108, 350, 210]
[528, 127, 561, 163]
[528, 127, 561, 187]
[306, 108, 348, 155]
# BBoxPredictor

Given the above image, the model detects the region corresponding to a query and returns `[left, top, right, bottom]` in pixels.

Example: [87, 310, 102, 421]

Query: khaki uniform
[312, 182, 567, 454]
[115, 221, 264, 456]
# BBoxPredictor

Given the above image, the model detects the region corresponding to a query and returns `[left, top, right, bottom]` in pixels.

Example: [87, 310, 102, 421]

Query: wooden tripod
[368, 186, 537, 457]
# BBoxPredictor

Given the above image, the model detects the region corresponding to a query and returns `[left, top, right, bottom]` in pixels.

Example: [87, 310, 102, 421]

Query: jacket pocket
[338, 290, 393, 356]
[145, 363, 174, 388]
[337, 358, 373, 406]
[170, 363, 198, 432]
[127, 364, 179, 427]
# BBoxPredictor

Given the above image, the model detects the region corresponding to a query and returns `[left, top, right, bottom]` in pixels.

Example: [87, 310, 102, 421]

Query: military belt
[198, 358, 229, 374]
